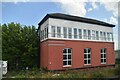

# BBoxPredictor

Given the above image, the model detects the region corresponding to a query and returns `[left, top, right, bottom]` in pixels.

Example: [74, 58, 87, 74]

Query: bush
[115, 64, 120, 75]
[90, 71, 104, 78]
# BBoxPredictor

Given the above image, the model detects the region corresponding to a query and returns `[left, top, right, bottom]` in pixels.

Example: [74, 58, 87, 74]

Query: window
[78, 29, 82, 39]
[88, 30, 91, 40]
[100, 31, 103, 40]
[43, 30, 45, 39]
[57, 26, 61, 38]
[40, 30, 42, 40]
[74, 28, 77, 39]
[92, 30, 95, 40]
[96, 31, 99, 40]
[110, 33, 113, 41]
[63, 48, 72, 66]
[101, 48, 106, 64]
[47, 27, 48, 38]
[107, 32, 110, 41]
[51, 26, 55, 37]
[45, 27, 47, 39]
[84, 29, 87, 39]
[63, 27, 67, 38]
[84, 48, 91, 64]
[103, 32, 106, 41]
[68, 28, 72, 39]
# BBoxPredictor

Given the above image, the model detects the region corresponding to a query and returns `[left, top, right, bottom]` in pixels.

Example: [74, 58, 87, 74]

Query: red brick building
[38, 13, 115, 70]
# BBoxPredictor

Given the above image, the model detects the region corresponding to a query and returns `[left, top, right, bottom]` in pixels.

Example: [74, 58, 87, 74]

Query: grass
[3, 66, 118, 78]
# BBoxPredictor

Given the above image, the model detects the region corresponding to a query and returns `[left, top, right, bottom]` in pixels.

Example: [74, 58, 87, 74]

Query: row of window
[40, 26, 113, 42]
[63, 48, 106, 66]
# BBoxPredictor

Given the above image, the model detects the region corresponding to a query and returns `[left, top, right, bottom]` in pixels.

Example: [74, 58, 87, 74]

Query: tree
[2, 22, 39, 70]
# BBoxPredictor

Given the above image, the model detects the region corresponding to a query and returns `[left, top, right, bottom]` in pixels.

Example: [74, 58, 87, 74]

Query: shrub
[115, 64, 120, 75]
[90, 71, 104, 78]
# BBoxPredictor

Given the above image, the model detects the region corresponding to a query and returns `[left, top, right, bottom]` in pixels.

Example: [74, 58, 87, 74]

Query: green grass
[3, 66, 118, 78]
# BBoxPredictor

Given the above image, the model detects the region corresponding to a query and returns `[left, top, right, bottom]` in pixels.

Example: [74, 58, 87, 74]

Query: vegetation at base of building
[3, 67, 117, 78]
[1, 22, 39, 70]
[115, 64, 120, 75]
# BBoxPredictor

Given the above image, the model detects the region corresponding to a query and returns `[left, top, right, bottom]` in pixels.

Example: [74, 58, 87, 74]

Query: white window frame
[101, 48, 106, 64]
[84, 48, 91, 65]
[63, 48, 72, 67]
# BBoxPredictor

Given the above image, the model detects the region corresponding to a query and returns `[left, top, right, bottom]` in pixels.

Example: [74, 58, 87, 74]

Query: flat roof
[38, 13, 115, 30]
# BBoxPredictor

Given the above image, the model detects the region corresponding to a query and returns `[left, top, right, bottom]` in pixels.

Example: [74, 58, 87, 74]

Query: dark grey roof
[38, 13, 115, 30]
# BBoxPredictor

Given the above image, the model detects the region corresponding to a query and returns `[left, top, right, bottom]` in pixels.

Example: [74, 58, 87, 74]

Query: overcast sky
[1, 0, 119, 50]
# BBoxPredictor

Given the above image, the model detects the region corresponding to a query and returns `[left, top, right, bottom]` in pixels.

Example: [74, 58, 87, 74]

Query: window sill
[101, 63, 106, 65]
[84, 64, 91, 66]
[63, 65, 72, 68]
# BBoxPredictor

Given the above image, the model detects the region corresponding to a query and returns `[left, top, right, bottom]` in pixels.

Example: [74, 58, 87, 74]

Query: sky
[1, 0, 119, 50]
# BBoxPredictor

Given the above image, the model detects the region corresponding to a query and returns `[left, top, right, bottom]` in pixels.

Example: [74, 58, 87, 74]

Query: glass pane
[103, 32, 106, 40]
[88, 30, 91, 39]
[51, 26, 55, 37]
[78, 29, 82, 39]
[101, 59, 103, 63]
[74, 28, 77, 39]
[68, 48, 71, 53]
[63, 61, 67, 65]
[84, 54, 87, 58]
[63, 27, 67, 38]
[88, 48, 91, 53]
[63, 49, 67, 53]
[63, 55, 67, 59]
[57, 27, 61, 38]
[88, 54, 91, 58]
[68, 55, 71, 59]
[96, 31, 99, 40]
[68, 28, 72, 39]
[84, 60, 87, 64]
[101, 54, 103, 58]
[104, 59, 106, 62]
[84, 49, 87, 53]
[88, 60, 91, 64]
[68, 61, 71, 65]
[84, 29, 87, 39]
[104, 49, 106, 53]
[104, 54, 106, 58]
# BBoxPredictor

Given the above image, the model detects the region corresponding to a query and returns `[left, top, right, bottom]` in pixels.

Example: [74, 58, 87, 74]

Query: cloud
[109, 16, 118, 24]
[88, 8, 93, 12]
[56, 0, 87, 17]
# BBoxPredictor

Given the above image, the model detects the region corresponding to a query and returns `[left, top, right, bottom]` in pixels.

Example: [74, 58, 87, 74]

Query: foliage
[2, 22, 39, 70]
[115, 64, 120, 75]
[4, 67, 116, 78]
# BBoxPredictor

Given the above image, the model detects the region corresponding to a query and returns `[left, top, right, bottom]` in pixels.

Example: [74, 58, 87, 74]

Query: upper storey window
[51, 26, 55, 37]
[88, 30, 91, 40]
[57, 26, 61, 38]
[63, 27, 67, 38]
[83, 29, 87, 39]
[68, 28, 72, 39]
[74, 28, 77, 39]
[40, 25, 113, 42]
[78, 29, 82, 39]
